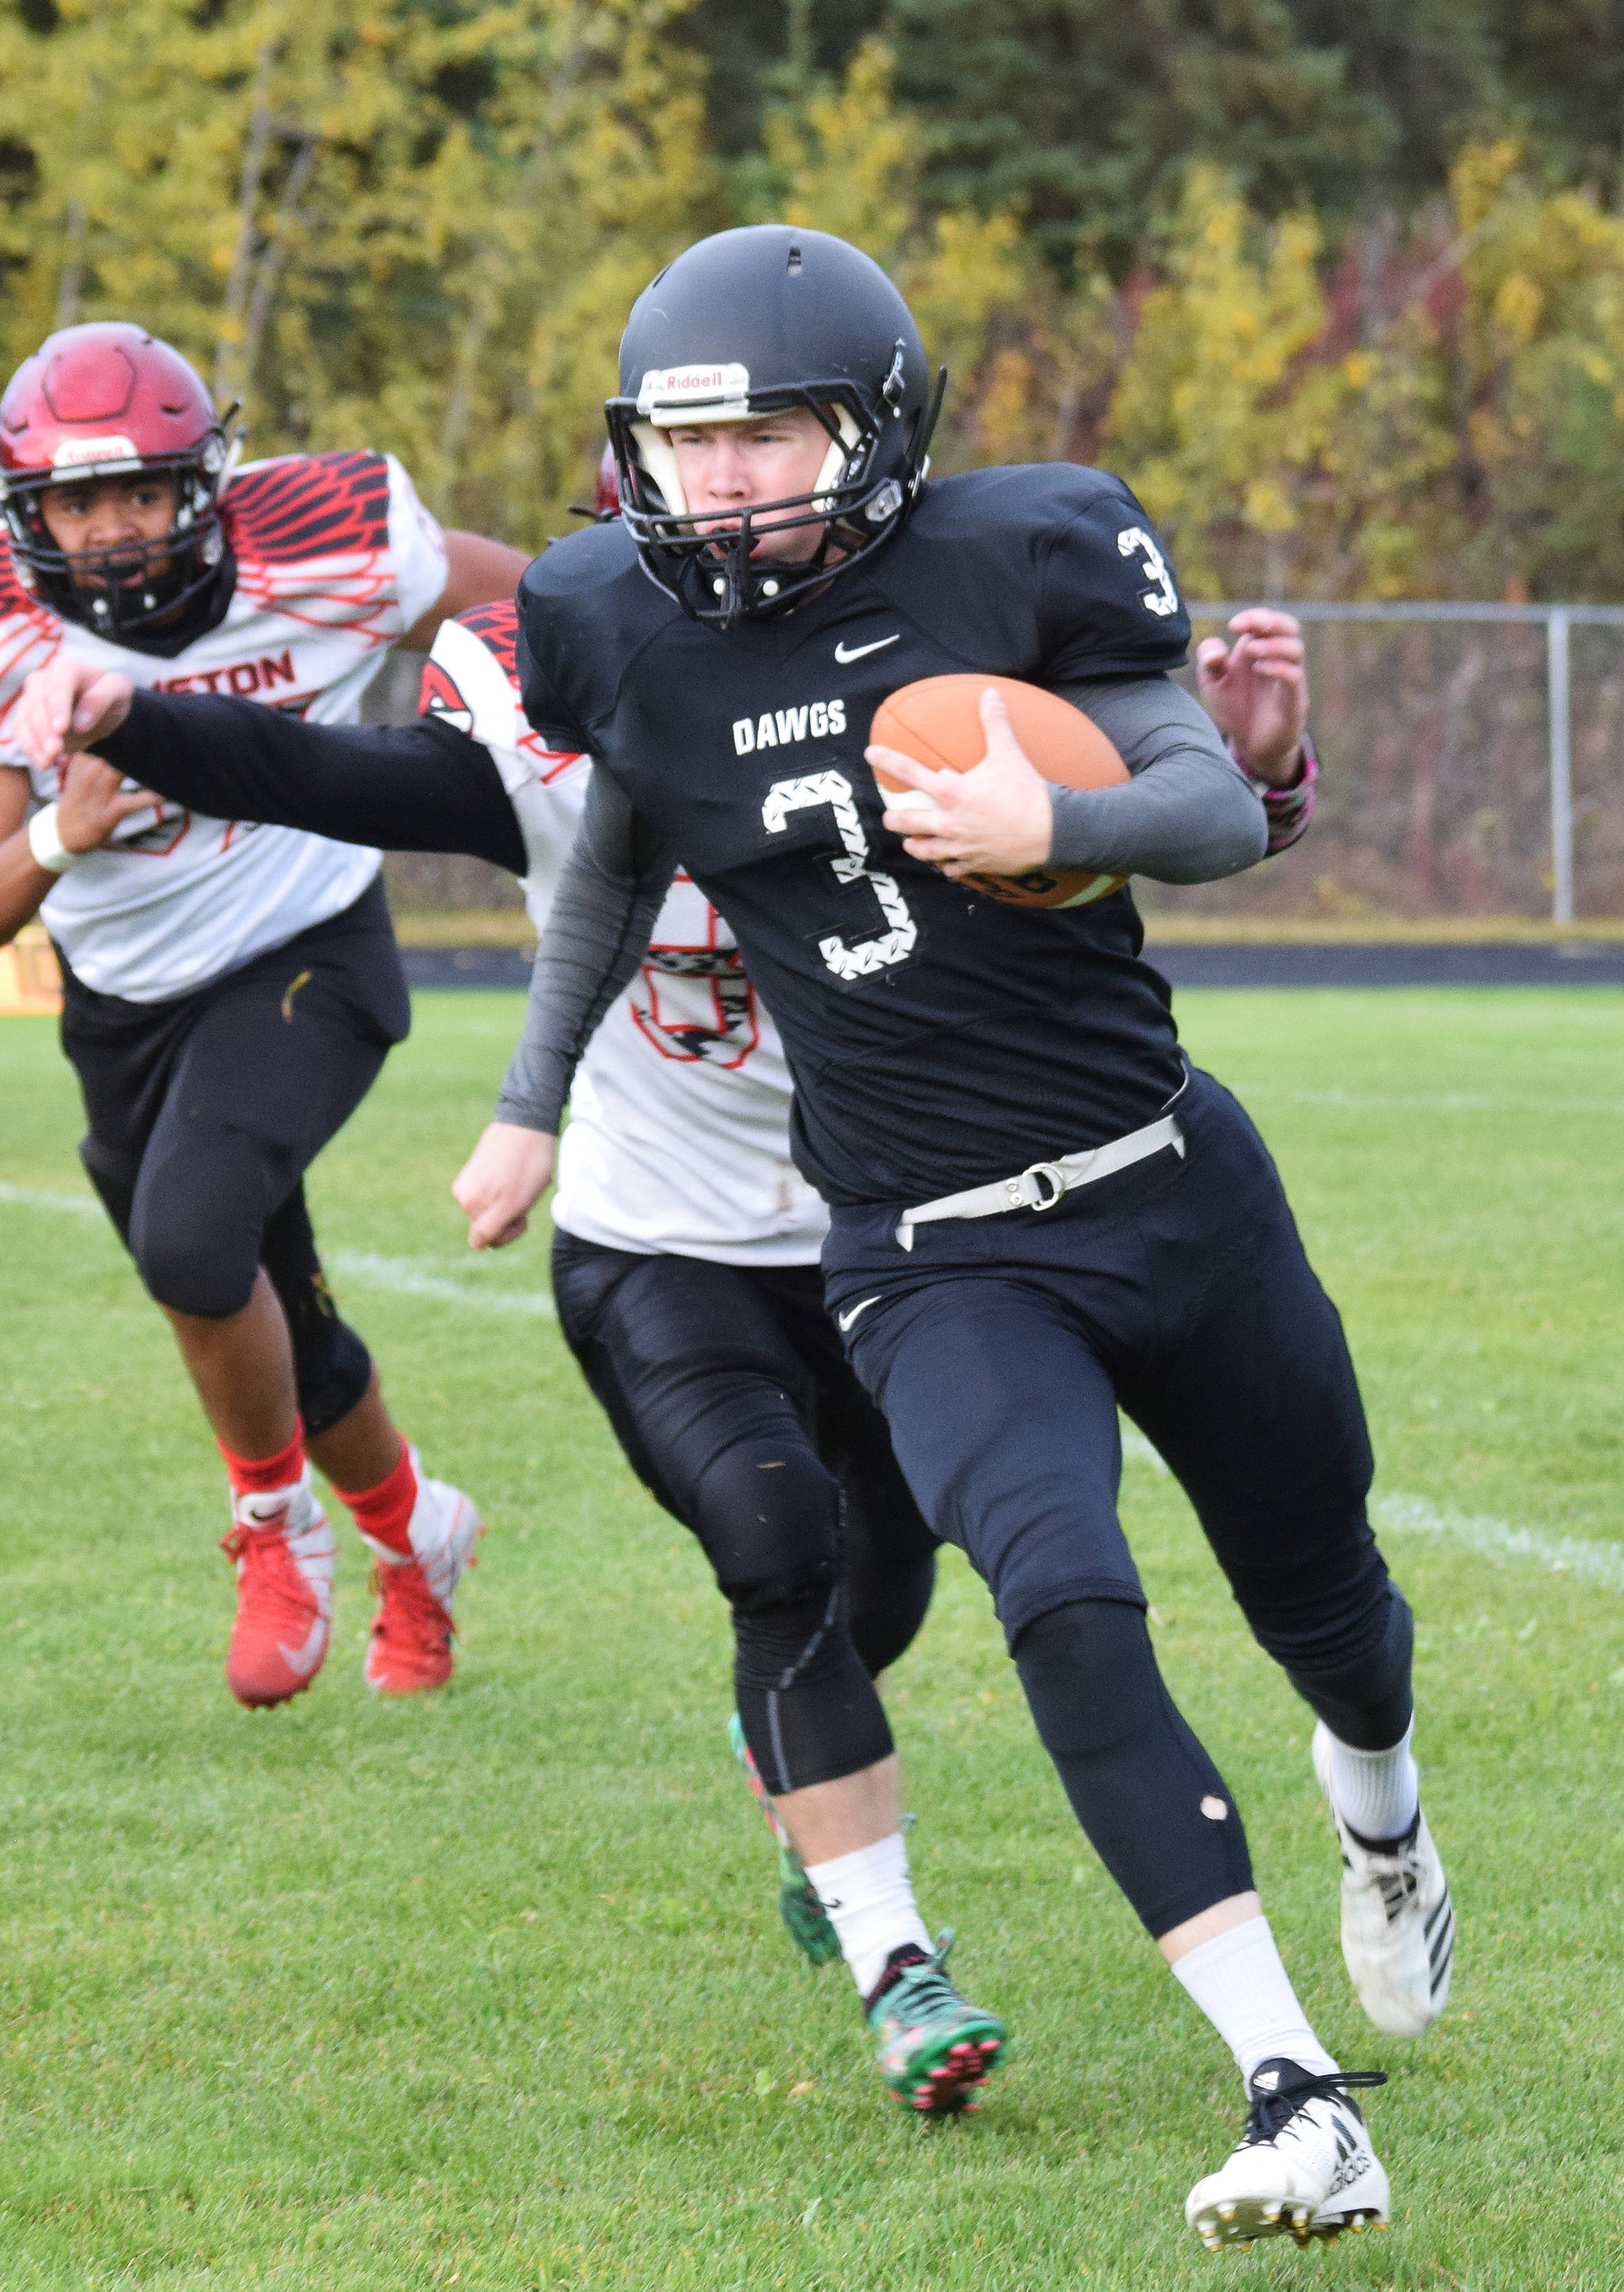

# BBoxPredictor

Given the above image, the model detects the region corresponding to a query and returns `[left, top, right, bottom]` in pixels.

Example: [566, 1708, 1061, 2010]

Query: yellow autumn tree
[1090, 146, 1624, 600]
[1101, 165, 1332, 594]
[0, 0, 722, 546]
[761, 38, 1035, 467]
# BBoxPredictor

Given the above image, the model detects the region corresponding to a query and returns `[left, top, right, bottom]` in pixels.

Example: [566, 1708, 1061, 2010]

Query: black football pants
[57, 880, 409, 1435]
[551, 1231, 938, 1795]
[825, 1065, 1413, 1937]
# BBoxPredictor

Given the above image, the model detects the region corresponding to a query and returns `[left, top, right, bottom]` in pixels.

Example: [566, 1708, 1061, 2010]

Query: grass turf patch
[2, 986, 1622, 2290]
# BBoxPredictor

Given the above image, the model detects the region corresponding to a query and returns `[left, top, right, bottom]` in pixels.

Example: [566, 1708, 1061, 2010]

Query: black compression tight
[1013, 1598, 1255, 1937]
[549, 1235, 933, 1795]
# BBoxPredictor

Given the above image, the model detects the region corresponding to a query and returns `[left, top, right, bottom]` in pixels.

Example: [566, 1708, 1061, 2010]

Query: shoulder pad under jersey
[516, 519, 662, 749]
[421, 604, 584, 797]
[0, 546, 63, 757]
[419, 607, 524, 751]
[909, 462, 1192, 680]
[222, 450, 394, 563]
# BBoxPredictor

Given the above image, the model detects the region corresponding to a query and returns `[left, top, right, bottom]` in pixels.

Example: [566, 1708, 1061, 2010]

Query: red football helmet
[0, 322, 232, 636]
[593, 439, 620, 518]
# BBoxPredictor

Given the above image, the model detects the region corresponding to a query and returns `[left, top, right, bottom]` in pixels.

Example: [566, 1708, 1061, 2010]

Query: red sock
[218, 1420, 305, 1499]
[333, 1439, 417, 1560]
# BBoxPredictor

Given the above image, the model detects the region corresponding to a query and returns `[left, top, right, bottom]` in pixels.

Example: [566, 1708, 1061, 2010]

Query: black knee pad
[837, 1449, 940, 1680]
[703, 1443, 893, 1795]
[847, 1547, 936, 1681]
[291, 1310, 373, 1438]
[1014, 1598, 1254, 1937]
[693, 1438, 845, 1612]
[128, 1190, 259, 1317]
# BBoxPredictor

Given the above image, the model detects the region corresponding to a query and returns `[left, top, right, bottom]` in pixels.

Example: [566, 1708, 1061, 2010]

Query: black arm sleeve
[94, 688, 527, 875]
[495, 768, 678, 1133]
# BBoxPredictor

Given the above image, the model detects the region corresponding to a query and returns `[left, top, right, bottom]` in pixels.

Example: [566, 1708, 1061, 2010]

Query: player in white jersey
[18, 590, 938, 1958]
[0, 322, 530, 1708]
[19, 557, 1319, 1999]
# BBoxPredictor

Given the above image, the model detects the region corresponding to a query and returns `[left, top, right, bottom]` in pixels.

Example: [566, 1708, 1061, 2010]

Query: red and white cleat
[362, 1452, 483, 1696]
[220, 1465, 335, 1708]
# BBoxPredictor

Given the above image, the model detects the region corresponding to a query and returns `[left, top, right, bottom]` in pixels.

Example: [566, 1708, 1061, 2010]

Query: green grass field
[4, 986, 1624, 2290]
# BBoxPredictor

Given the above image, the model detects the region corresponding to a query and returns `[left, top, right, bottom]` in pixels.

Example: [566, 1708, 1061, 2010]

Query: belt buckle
[1021, 1159, 1067, 1212]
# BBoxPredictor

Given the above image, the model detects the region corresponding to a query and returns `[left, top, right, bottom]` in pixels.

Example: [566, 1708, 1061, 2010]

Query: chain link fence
[373, 603, 1624, 929]
[1162, 603, 1624, 927]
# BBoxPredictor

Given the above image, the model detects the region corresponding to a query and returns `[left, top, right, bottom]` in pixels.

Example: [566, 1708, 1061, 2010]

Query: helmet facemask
[1, 427, 233, 638]
[607, 355, 941, 630]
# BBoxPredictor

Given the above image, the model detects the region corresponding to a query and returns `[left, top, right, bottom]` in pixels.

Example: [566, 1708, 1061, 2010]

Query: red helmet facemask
[593, 440, 620, 519]
[0, 322, 233, 639]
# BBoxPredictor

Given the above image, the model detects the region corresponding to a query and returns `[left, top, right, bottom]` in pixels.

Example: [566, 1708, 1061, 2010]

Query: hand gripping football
[869, 673, 1130, 909]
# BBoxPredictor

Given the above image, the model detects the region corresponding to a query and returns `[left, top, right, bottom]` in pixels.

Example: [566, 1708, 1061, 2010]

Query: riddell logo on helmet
[51, 435, 139, 469]
[733, 699, 846, 755]
[638, 364, 750, 420]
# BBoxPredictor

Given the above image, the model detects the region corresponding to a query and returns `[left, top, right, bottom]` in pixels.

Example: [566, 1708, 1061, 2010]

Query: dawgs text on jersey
[516, 462, 1192, 1205]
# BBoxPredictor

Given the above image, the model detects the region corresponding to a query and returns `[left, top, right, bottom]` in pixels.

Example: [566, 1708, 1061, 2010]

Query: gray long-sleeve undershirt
[1047, 673, 1265, 880]
[496, 772, 678, 1136]
[496, 673, 1264, 1134]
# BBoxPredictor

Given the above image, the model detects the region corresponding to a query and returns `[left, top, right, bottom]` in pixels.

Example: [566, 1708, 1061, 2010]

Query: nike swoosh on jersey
[837, 1295, 882, 1332]
[278, 1614, 330, 1677]
[833, 634, 901, 664]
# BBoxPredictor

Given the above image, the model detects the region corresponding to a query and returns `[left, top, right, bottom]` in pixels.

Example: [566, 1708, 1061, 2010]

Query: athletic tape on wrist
[26, 802, 79, 873]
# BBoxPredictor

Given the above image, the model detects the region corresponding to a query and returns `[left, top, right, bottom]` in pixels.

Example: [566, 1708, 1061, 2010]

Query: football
[868, 672, 1130, 908]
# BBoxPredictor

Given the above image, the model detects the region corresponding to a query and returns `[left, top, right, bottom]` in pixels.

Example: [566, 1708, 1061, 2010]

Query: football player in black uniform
[448, 225, 1450, 2244]
[18, 554, 1317, 2099]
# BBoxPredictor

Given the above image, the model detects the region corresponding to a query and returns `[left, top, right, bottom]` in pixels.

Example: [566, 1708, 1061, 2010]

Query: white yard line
[326, 1249, 555, 1320]
[0, 1180, 102, 1214]
[1368, 1491, 1624, 1593]
[1120, 1428, 1624, 1593]
[5, 1182, 1617, 1580]
[0, 1184, 554, 1318]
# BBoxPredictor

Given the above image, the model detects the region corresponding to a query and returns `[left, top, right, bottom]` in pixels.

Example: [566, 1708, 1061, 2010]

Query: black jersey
[518, 462, 1193, 1205]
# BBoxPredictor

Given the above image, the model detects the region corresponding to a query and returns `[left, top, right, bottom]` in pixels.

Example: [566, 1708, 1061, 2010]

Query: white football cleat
[1313, 1721, 1454, 2037]
[1185, 2058, 1390, 2252]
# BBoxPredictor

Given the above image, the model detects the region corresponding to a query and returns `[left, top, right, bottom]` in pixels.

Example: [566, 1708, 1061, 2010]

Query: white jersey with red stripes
[0, 450, 447, 1002]
[423, 609, 827, 1266]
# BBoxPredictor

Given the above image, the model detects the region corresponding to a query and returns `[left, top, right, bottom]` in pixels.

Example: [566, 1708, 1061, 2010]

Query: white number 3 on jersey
[762, 768, 917, 983]
[1116, 526, 1180, 619]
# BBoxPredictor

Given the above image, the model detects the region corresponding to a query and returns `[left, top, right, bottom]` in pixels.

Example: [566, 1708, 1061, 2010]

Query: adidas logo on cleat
[1325, 2141, 1365, 2200]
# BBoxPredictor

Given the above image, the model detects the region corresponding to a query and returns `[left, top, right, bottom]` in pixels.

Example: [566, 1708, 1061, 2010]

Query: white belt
[895, 1112, 1185, 1250]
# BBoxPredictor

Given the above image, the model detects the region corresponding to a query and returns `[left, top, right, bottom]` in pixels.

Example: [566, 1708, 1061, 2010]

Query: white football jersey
[0, 450, 448, 1002]
[423, 609, 827, 1265]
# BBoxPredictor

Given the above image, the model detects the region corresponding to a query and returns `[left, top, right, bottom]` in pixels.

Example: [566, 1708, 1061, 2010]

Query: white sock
[1171, 1915, 1338, 2090]
[1327, 1717, 1420, 1843]
[803, 1832, 933, 1998]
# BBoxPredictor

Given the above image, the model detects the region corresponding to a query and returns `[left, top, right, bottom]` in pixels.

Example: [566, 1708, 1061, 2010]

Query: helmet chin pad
[629, 408, 860, 519]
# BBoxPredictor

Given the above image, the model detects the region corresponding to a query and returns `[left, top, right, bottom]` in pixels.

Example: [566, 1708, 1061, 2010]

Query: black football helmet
[606, 225, 944, 628]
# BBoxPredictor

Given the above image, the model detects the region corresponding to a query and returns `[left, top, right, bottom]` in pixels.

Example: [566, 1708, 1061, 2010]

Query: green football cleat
[728, 1712, 843, 1966]
[868, 1930, 1008, 2115]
